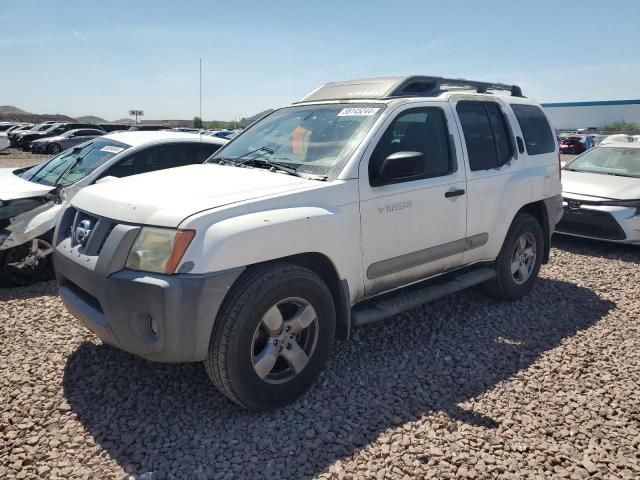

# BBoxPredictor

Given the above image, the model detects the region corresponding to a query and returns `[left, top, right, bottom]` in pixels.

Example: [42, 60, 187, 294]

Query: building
[541, 100, 640, 131]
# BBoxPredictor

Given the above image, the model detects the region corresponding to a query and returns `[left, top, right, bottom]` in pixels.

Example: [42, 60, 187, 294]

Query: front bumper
[53, 206, 244, 362]
[556, 199, 640, 244]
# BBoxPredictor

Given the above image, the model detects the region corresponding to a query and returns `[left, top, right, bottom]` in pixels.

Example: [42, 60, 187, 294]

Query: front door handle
[445, 188, 465, 198]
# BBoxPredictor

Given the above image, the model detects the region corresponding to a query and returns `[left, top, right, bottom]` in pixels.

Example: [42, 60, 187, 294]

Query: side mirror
[94, 175, 119, 185]
[379, 151, 425, 181]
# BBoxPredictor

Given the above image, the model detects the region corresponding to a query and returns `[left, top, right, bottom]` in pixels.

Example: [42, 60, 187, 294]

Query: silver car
[559, 143, 640, 244]
[30, 128, 106, 154]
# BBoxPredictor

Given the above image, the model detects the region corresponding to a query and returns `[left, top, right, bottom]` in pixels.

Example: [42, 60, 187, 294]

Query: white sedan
[0, 131, 227, 285]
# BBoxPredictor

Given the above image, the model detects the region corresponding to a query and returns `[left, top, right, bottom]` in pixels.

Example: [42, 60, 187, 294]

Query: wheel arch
[517, 200, 551, 263]
[241, 252, 352, 341]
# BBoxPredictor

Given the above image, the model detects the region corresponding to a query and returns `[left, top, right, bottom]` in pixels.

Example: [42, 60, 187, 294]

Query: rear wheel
[204, 263, 335, 410]
[0, 239, 55, 286]
[47, 143, 61, 154]
[483, 213, 543, 300]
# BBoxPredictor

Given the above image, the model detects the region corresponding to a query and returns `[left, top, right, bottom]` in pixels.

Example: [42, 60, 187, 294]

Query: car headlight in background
[125, 227, 195, 274]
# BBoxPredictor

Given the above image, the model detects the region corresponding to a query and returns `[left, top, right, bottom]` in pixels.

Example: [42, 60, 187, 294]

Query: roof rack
[296, 76, 524, 103]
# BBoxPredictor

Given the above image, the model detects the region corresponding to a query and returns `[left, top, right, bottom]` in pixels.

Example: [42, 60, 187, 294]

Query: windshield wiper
[241, 158, 305, 177]
[211, 146, 273, 165]
[604, 172, 639, 178]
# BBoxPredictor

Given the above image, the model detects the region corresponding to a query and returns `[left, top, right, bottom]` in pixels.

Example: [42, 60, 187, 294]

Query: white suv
[53, 76, 562, 410]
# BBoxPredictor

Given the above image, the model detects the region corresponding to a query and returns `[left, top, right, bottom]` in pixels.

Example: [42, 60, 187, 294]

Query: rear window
[511, 104, 555, 155]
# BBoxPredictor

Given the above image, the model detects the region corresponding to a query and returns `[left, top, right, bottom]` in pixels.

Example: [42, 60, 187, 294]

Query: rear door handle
[445, 188, 465, 198]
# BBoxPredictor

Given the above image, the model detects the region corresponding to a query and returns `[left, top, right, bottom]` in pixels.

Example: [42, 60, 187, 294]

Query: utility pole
[199, 58, 202, 128]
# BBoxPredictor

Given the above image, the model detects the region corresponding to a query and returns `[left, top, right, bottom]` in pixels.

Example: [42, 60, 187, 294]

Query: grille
[67, 207, 118, 255]
[557, 208, 626, 240]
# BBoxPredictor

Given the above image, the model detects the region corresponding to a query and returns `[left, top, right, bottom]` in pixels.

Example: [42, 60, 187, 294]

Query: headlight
[125, 227, 195, 274]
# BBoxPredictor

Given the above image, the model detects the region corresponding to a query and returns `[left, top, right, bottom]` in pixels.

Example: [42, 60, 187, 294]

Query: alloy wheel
[250, 297, 319, 384]
[511, 232, 536, 285]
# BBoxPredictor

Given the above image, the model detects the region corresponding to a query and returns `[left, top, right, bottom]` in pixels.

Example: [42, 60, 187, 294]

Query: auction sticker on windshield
[337, 107, 381, 117]
[100, 146, 125, 154]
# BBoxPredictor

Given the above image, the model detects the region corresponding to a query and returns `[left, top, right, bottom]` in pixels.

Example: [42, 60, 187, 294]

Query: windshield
[208, 104, 384, 177]
[32, 123, 56, 132]
[19, 138, 130, 186]
[564, 147, 640, 177]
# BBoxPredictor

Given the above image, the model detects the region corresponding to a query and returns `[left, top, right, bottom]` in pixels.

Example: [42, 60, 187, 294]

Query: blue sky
[1, 0, 638, 121]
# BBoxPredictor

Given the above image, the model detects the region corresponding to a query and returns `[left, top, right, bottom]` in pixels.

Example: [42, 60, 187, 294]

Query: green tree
[193, 116, 203, 128]
[600, 120, 640, 133]
[208, 120, 222, 129]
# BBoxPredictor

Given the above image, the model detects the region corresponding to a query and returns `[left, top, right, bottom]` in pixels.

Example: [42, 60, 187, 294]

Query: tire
[47, 143, 61, 154]
[482, 213, 544, 300]
[205, 262, 336, 410]
[0, 240, 54, 287]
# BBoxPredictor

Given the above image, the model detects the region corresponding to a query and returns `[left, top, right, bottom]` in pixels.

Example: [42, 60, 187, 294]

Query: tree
[193, 116, 203, 128]
[600, 120, 640, 133]
[208, 120, 223, 129]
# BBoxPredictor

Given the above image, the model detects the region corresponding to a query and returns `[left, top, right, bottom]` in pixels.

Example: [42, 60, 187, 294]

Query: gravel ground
[1, 150, 639, 479]
[0, 147, 50, 169]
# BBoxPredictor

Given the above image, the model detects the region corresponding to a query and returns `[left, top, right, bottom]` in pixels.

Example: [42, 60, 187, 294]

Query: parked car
[53, 75, 562, 410]
[16, 123, 99, 150]
[600, 134, 634, 145]
[0, 131, 227, 285]
[30, 128, 106, 154]
[7, 123, 43, 145]
[0, 123, 22, 133]
[559, 135, 586, 155]
[209, 129, 236, 139]
[127, 124, 174, 131]
[558, 143, 640, 243]
[98, 124, 134, 133]
[592, 134, 609, 146]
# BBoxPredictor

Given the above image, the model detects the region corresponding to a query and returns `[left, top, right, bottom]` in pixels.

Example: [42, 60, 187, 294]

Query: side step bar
[352, 267, 496, 327]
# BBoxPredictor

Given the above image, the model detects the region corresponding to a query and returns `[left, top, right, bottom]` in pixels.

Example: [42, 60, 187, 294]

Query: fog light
[149, 316, 159, 336]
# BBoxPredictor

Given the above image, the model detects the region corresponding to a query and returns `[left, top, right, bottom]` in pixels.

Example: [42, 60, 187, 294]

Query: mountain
[75, 115, 108, 124]
[0, 106, 30, 115]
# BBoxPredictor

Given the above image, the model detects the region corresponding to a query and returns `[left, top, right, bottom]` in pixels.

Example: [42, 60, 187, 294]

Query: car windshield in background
[19, 138, 131, 187]
[565, 147, 640, 178]
[208, 104, 385, 177]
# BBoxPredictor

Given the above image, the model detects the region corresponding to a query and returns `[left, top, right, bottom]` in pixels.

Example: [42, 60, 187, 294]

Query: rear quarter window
[510, 104, 556, 155]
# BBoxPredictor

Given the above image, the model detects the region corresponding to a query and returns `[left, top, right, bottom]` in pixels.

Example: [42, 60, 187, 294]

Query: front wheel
[483, 213, 544, 300]
[204, 263, 335, 410]
[0, 239, 55, 286]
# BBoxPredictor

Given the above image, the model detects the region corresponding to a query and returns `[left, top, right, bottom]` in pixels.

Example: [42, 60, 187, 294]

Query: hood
[72, 164, 318, 227]
[21, 132, 49, 139]
[562, 170, 640, 200]
[0, 168, 54, 201]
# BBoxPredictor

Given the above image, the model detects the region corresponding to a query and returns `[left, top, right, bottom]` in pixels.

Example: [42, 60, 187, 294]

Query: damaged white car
[0, 131, 227, 285]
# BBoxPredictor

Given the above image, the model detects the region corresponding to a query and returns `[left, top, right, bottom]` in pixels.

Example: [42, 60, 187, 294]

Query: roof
[542, 99, 640, 108]
[599, 142, 640, 149]
[296, 76, 523, 103]
[102, 131, 227, 148]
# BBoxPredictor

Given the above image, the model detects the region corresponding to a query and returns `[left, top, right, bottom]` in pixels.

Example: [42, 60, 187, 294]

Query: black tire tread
[483, 213, 543, 300]
[204, 262, 330, 408]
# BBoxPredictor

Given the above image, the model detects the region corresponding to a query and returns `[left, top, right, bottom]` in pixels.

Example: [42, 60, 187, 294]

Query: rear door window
[106, 143, 213, 178]
[510, 104, 556, 155]
[457, 101, 513, 171]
